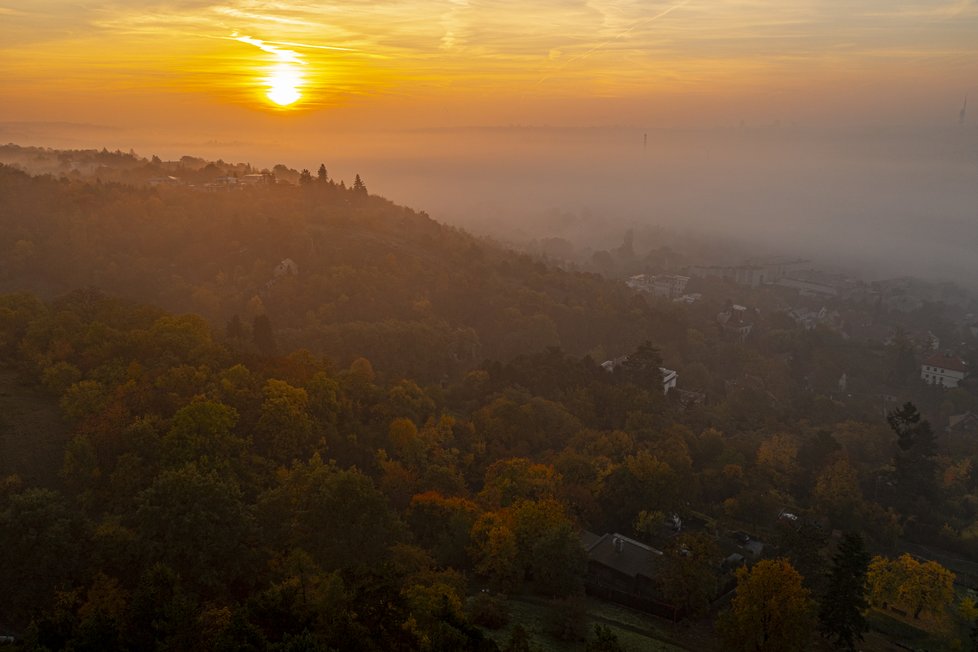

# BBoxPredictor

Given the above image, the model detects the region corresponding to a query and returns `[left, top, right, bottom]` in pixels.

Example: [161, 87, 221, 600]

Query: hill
[0, 157, 684, 379]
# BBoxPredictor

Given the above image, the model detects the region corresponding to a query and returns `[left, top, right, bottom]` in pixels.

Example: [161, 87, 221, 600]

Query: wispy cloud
[0, 0, 976, 119]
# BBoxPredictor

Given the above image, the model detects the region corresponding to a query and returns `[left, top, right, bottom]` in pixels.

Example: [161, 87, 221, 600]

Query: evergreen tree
[818, 532, 870, 651]
[226, 314, 244, 340]
[298, 169, 313, 185]
[317, 163, 328, 183]
[503, 625, 531, 652]
[353, 174, 367, 195]
[888, 402, 938, 507]
[252, 314, 277, 355]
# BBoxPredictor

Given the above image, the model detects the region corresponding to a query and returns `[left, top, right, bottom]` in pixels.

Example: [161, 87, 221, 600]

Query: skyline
[1, 1, 977, 132]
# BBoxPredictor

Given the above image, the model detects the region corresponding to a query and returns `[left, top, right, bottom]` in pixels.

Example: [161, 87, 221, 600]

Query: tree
[867, 553, 955, 620]
[586, 624, 624, 652]
[317, 163, 328, 183]
[299, 169, 313, 185]
[252, 313, 276, 355]
[352, 174, 367, 194]
[718, 558, 815, 652]
[888, 402, 938, 508]
[257, 455, 405, 573]
[254, 379, 316, 464]
[226, 314, 244, 340]
[617, 341, 663, 388]
[818, 532, 870, 651]
[135, 464, 255, 595]
[657, 531, 721, 617]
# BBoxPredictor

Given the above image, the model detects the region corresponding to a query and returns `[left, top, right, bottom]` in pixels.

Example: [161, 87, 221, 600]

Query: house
[274, 258, 299, 277]
[717, 305, 754, 341]
[652, 275, 690, 299]
[240, 173, 273, 185]
[948, 412, 978, 436]
[601, 356, 678, 394]
[626, 274, 690, 299]
[921, 352, 967, 388]
[689, 264, 766, 288]
[581, 532, 676, 618]
[625, 274, 653, 292]
[660, 368, 678, 393]
[147, 175, 181, 186]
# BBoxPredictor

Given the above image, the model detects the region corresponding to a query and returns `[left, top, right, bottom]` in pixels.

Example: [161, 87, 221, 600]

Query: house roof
[949, 412, 978, 432]
[586, 533, 662, 580]
[923, 352, 967, 373]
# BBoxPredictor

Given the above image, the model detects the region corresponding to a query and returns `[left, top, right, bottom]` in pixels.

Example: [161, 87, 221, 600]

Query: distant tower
[961, 96, 968, 125]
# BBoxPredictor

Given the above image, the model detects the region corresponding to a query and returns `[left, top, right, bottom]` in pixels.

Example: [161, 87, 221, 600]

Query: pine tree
[818, 532, 870, 651]
[252, 314, 276, 355]
[353, 173, 367, 195]
[888, 402, 938, 507]
[317, 163, 328, 183]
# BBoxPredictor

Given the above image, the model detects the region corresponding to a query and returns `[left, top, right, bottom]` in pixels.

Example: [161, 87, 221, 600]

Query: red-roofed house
[921, 353, 968, 388]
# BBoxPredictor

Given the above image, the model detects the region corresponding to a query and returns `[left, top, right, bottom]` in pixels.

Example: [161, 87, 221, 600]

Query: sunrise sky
[1, 0, 976, 132]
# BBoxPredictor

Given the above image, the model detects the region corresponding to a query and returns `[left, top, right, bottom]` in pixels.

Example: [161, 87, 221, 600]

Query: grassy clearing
[481, 595, 692, 652]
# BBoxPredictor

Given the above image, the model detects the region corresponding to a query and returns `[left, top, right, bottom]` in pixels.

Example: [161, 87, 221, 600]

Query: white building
[660, 368, 678, 394]
[601, 356, 678, 394]
[921, 353, 967, 388]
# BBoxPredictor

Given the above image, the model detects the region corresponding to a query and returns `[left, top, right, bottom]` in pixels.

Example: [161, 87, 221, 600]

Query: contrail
[230, 34, 305, 64]
[536, 0, 690, 86]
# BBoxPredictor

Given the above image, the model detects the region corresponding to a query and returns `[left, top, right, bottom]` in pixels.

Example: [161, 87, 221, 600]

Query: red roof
[923, 353, 968, 373]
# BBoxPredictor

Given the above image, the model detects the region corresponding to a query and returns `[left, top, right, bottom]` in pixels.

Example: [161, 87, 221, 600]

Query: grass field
[481, 594, 696, 652]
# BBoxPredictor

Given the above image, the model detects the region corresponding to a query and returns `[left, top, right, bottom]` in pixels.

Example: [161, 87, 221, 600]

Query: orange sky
[1, 0, 976, 133]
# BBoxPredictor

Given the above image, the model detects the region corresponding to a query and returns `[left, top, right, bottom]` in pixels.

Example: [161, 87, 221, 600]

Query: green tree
[258, 455, 404, 572]
[888, 402, 938, 508]
[255, 379, 316, 465]
[135, 464, 255, 595]
[586, 624, 624, 652]
[161, 399, 243, 468]
[503, 624, 531, 652]
[657, 531, 721, 616]
[818, 532, 870, 651]
[252, 314, 276, 355]
[718, 558, 815, 652]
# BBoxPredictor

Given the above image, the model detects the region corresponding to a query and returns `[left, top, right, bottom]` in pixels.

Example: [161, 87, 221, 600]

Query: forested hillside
[3, 157, 978, 651]
[0, 162, 684, 379]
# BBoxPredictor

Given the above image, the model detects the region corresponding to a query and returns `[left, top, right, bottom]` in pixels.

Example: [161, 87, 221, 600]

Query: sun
[266, 63, 302, 107]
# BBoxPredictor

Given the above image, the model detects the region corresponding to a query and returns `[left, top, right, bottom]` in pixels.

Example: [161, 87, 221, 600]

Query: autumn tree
[254, 379, 316, 464]
[656, 531, 722, 617]
[818, 532, 870, 651]
[867, 554, 955, 620]
[718, 558, 815, 652]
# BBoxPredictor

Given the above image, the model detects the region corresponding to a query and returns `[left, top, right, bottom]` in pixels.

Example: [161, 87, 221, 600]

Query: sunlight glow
[265, 63, 302, 106]
[233, 34, 306, 108]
